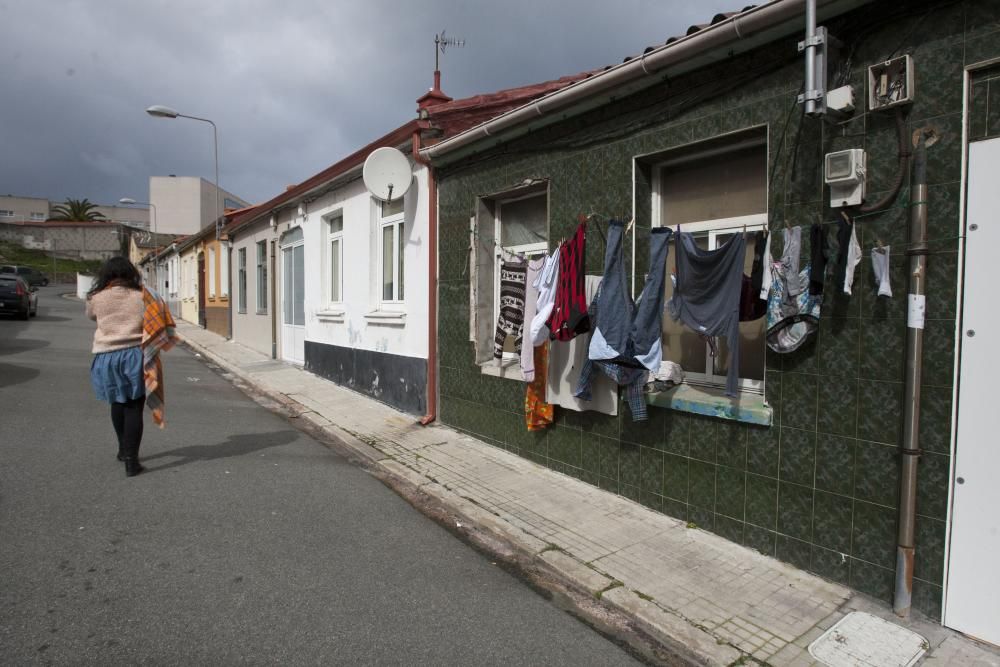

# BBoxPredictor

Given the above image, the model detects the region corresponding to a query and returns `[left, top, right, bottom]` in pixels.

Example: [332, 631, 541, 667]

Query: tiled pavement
[176, 320, 1000, 666]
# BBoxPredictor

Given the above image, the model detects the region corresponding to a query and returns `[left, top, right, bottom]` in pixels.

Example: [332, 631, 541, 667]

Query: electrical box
[825, 149, 866, 208]
[868, 55, 914, 111]
[826, 85, 855, 114]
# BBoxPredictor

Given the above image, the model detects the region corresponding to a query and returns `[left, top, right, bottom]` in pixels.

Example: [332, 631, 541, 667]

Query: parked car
[0, 273, 38, 320]
[0, 265, 49, 287]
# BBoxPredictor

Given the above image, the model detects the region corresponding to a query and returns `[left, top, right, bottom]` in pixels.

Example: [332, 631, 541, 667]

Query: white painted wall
[150, 176, 248, 236]
[300, 164, 429, 362]
[231, 219, 275, 358]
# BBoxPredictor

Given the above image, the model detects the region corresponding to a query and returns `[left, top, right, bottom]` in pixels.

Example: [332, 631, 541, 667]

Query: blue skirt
[91, 346, 145, 403]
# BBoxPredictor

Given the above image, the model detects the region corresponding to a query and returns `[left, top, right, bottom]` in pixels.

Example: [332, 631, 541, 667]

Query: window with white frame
[493, 193, 548, 359]
[325, 212, 344, 305]
[237, 248, 247, 313]
[378, 199, 404, 304]
[208, 248, 216, 298]
[470, 182, 549, 365]
[653, 133, 767, 393]
[220, 246, 230, 297]
[0, 210, 13, 218]
[30, 212, 45, 221]
[256, 241, 267, 313]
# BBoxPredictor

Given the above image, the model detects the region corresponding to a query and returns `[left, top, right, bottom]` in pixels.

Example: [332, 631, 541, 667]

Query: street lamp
[119, 197, 159, 289]
[145, 105, 222, 239]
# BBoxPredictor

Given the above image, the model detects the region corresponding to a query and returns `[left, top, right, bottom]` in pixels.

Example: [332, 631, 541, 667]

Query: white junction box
[826, 85, 855, 113]
[825, 148, 866, 207]
[869, 55, 915, 111]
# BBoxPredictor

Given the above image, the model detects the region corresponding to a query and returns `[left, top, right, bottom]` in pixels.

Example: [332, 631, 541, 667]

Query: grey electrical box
[825, 149, 866, 208]
[868, 55, 914, 111]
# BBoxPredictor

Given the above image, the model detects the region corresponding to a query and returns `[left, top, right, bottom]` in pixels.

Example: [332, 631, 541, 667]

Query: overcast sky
[1, 0, 739, 208]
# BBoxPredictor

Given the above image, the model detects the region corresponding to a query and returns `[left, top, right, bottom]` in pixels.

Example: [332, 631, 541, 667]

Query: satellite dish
[363, 147, 412, 202]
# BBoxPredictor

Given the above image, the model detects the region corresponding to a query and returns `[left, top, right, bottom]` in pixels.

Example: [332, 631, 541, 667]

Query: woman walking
[86, 257, 170, 476]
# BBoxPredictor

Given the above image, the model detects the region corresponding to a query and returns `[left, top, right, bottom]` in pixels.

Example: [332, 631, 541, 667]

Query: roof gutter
[419, 0, 872, 164]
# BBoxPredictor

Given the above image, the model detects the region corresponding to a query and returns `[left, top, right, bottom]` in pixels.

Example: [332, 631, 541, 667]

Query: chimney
[416, 69, 453, 112]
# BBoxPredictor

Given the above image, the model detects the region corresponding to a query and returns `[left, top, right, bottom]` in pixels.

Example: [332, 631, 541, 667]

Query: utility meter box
[825, 149, 866, 207]
[868, 55, 915, 111]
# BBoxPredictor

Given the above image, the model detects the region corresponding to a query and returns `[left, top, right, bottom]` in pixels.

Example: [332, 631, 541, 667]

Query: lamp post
[145, 105, 222, 240]
[119, 198, 159, 289]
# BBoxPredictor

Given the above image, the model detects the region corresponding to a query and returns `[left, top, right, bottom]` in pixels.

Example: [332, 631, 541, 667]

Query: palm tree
[50, 198, 107, 221]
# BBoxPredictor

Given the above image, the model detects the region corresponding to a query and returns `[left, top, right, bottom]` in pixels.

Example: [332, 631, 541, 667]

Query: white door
[945, 136, 1000, 647]
[280, 229, 305, 365]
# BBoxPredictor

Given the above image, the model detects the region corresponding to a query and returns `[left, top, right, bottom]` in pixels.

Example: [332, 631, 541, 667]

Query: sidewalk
[176, 321, 999, 667]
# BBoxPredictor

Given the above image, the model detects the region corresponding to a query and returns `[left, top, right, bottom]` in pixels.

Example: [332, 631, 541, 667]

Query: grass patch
[0, 241, 103, 282]
[594, 579, 623, 600]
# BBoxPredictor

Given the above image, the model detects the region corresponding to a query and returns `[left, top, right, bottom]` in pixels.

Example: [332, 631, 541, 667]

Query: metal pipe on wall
[803, 0, 818, 116]
[413, 130, 438, 426]
[894, 133, 929, 617]
[270, 238, 278, 360]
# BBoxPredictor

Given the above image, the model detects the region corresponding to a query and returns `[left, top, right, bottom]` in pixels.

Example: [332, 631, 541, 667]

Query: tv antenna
[435, 30, 465, 71]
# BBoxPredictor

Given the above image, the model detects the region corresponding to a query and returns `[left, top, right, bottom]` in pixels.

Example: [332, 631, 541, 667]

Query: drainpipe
[413, 130, 437, 426]
[801, 0, 820, 116]
[270, 238, 278, 360]
[227, 238, 233, 340]
[894, 133, 928, 618]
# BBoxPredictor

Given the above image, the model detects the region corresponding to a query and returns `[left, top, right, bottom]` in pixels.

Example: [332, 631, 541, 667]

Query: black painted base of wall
[304, 341, 427, 415]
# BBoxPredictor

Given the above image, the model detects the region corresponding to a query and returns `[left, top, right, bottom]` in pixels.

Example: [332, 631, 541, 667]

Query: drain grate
[809, 611, 928, 667]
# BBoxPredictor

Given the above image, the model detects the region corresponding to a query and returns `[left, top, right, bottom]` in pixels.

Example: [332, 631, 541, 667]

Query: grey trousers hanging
[588, 221, 673, 371]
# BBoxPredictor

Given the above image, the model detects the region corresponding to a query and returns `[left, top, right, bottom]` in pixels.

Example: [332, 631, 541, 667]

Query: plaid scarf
[141, 288, 179, 428]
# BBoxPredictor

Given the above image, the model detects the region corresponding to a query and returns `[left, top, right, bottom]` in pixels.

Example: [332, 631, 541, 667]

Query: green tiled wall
[436, 1, 1000, 619]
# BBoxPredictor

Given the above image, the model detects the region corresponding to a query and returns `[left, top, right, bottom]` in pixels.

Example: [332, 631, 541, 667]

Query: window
[281, 228, 305, 326]
[237, 248, 247, 313]
[378, 199, 404, 303]
[470, 182, 549, 365]
[0, 210, 13, 218]
[326, 213, 344, 304]
[493, 193, 548, 359]
[30, 212, 45, 221]
[653, 134, 767, 393]
[256, 241, 268, 313]
[220, 245, 230, 297]
[208, 248, 216, 297]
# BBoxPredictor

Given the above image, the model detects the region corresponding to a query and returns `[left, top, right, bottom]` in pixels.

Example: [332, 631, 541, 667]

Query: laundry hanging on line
[871, 245, 892, 297]
[588, 220, 673, 371]
[493, 256, 528, 361]
[547, 221, 591, 342]
[668, 229, 746, 397]
[529, 248, 560, 346]
[525, 343, 554, 430]
[766, 226, 821, 353]
[520, 256, 547, 381]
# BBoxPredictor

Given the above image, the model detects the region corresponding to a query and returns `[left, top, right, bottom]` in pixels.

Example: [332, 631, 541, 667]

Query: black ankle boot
[124, 457, 145, 477]
[117, 449, 125, 462]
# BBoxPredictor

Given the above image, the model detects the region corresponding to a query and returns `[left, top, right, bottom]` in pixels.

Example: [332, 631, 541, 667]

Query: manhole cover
[809, 611, 928, 667]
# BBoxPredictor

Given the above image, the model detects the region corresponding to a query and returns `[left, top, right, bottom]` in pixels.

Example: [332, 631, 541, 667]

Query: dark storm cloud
[0, 0, 740, 206]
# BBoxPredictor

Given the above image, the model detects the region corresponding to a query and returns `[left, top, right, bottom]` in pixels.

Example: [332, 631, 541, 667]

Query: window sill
[646, 384, 772, 426]
[255, 310, 268, 316]
[316, 309, 345, 323]
[364, 310, 406, 326]
[479, 358, 525, 381]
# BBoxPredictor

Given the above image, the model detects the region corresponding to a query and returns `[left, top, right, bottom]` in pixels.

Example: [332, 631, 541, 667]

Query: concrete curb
[179, 331, 739, 666]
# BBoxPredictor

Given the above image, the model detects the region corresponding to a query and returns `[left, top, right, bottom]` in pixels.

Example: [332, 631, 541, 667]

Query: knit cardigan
[86, 286, 145, 353]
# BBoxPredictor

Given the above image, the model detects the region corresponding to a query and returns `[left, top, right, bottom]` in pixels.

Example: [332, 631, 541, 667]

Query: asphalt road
[0, 287, 639, 666]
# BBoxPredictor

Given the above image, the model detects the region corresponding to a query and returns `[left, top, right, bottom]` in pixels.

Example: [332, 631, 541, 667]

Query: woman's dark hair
[87, 256, 142, 298]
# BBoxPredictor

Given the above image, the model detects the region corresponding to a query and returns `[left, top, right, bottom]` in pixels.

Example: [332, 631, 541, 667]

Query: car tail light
[15, 282, 26, 296]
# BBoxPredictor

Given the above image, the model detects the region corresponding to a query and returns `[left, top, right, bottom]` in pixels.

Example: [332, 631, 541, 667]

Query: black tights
[111, 396, 145, 459]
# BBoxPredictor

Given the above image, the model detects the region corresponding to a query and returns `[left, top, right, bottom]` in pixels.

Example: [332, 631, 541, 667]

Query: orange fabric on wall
[525, 343, 554, 431]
